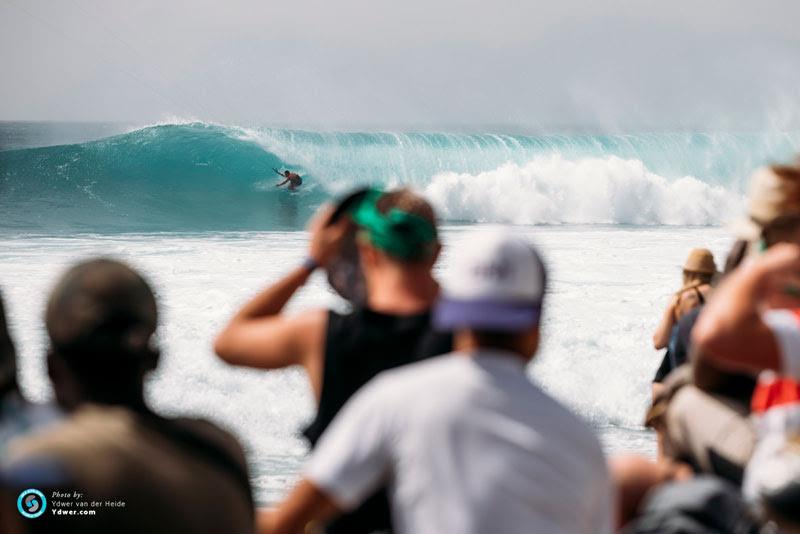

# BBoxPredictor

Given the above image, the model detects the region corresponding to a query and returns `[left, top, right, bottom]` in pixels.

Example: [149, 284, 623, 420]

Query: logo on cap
[17, 489, 46, 519]
[472, 259, 512, 281]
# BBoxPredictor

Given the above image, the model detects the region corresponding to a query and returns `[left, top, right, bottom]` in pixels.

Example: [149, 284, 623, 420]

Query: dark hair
[471, 329, 533, 353]
[46, 259, 159, 400]
[723, 240, 749, 276]
[761, 213, 800, 248]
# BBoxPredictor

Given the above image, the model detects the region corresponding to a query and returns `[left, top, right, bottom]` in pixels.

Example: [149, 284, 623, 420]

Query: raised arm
[652, 295, 678, 350]
[214, 207, 350, 379]
[693, 243, 800, 374]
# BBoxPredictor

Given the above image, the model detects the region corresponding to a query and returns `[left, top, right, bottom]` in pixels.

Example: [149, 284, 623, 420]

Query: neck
[454, 331, 533, 363]
[65, 381, 149, 415]
[365, 266, 439, 315]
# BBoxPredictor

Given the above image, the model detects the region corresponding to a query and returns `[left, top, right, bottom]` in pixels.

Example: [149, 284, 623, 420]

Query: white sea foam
[425, 155, 745, 226]
[2, 226, 732, 504]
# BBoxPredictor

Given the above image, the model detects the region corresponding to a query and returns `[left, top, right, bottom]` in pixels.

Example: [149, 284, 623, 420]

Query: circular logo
[17, 489, 46, 519]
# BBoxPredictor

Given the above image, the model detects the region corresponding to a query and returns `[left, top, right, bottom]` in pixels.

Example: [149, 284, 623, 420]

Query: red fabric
[750, 308, 800, 413]
[752, 375, 800, 414]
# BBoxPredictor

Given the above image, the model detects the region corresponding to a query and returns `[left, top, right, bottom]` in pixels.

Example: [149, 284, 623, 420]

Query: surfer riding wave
[274, 168, 303, 191]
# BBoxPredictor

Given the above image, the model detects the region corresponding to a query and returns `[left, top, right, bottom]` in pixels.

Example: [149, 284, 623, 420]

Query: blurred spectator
[215, 188, 450, 533]
[0, 291, 59, 455]
[729, 164, 800, 251]
[651, 248, 717, 396]
[261, 228, 612, 534]
[622, 476, 762, 533]
[744, 373, 800, 530]
[691, 243, 800, 529]
[692, 162, 800, 530]
[688, 163, 800, 368]
[643, 231, 761, 487]
[2, 259, 254, 534]
[694, 238, 800, 375]
[645, 360, 756, 485]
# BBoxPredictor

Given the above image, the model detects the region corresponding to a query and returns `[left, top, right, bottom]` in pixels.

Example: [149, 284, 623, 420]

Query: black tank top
[304, 307, 452, 534]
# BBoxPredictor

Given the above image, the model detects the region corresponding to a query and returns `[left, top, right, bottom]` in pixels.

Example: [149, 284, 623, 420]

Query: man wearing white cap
[260, 228, 613, 534]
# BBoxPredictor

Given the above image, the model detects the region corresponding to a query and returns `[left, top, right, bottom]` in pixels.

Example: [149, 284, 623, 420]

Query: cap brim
[433, 298, 541, 332]
[728, 217, 761, 241]
[328, 188, 373, 225]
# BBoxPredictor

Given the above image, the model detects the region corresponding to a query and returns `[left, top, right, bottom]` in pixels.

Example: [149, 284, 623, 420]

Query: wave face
[2, 121, 800, 232]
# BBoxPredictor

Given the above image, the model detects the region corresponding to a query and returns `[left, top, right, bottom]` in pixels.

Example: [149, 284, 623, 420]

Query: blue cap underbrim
[433, 298, 541, 332]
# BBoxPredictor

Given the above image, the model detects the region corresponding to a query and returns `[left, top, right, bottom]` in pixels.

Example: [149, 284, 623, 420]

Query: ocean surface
[2, 120, 799, 504]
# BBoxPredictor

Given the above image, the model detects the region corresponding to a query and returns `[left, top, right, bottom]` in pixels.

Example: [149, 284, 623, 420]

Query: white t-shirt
[763, 309, 800, 379]
[305, 350, 613, 534]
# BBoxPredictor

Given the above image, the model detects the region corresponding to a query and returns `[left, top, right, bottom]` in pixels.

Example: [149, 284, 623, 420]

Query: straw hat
[731, 165, 800, 241]
[683, 248, 717, 275]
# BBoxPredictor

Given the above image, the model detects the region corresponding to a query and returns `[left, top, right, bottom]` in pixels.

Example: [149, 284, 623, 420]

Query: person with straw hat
[651, 248, 718, 397]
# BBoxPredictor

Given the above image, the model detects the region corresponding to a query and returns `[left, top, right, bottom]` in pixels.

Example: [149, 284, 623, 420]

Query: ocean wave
[1, 120, 797, 232]
[425, 155, 744, 226]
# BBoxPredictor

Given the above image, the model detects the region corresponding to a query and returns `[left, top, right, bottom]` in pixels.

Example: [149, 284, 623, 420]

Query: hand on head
[752, 242, 800, 300]
[307, 204, 352, 267]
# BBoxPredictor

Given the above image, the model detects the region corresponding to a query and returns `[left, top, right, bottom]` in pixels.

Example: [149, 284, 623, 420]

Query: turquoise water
[2, 121, 800, 233]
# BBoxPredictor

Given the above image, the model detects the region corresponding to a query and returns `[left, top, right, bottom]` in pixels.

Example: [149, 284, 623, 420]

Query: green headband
[352, 190, 437, 260]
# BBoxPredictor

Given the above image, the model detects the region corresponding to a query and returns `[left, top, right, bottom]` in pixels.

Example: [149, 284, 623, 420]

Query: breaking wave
[1, 120, 798, 232]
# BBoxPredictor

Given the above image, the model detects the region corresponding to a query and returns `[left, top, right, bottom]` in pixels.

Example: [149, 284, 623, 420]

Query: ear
[523, 327, 540, 360]
[429, 242, 442, 265]
[357, 238, 379, 268]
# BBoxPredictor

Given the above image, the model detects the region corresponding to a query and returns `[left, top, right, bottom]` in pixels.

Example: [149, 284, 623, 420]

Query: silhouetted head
[0, 291, 18, 397]
[284, 170, 291, 177]
[45, 259, 159, 412]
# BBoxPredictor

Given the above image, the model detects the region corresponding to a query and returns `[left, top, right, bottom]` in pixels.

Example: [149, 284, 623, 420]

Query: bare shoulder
[292, 307, 328, 329]
[291, 308, 328, 353]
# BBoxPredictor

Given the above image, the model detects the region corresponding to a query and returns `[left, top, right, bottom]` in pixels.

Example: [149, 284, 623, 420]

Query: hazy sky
[2, 0, 800, 130]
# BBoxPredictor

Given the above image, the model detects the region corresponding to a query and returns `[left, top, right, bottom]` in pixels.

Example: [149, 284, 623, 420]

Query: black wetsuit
[304, 307, 452, 534]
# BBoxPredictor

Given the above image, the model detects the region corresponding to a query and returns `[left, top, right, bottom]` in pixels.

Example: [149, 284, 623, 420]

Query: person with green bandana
[215, 188, 451, 534]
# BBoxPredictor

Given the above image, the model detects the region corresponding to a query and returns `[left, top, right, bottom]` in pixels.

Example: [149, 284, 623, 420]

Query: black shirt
[304, 307, 452, 534]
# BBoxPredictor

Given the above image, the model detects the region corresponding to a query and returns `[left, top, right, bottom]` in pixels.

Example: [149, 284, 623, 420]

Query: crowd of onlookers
[1, 163, 800, 533]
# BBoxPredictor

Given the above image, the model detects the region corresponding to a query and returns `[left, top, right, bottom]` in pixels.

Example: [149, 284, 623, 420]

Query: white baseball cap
[434, 227, 546, 331]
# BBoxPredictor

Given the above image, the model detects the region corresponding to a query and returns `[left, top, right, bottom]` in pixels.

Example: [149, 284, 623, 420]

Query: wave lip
[425, 155, 745, 226]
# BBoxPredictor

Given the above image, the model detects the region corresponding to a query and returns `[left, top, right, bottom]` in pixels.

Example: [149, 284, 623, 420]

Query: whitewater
[2, 121, 800, 503]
